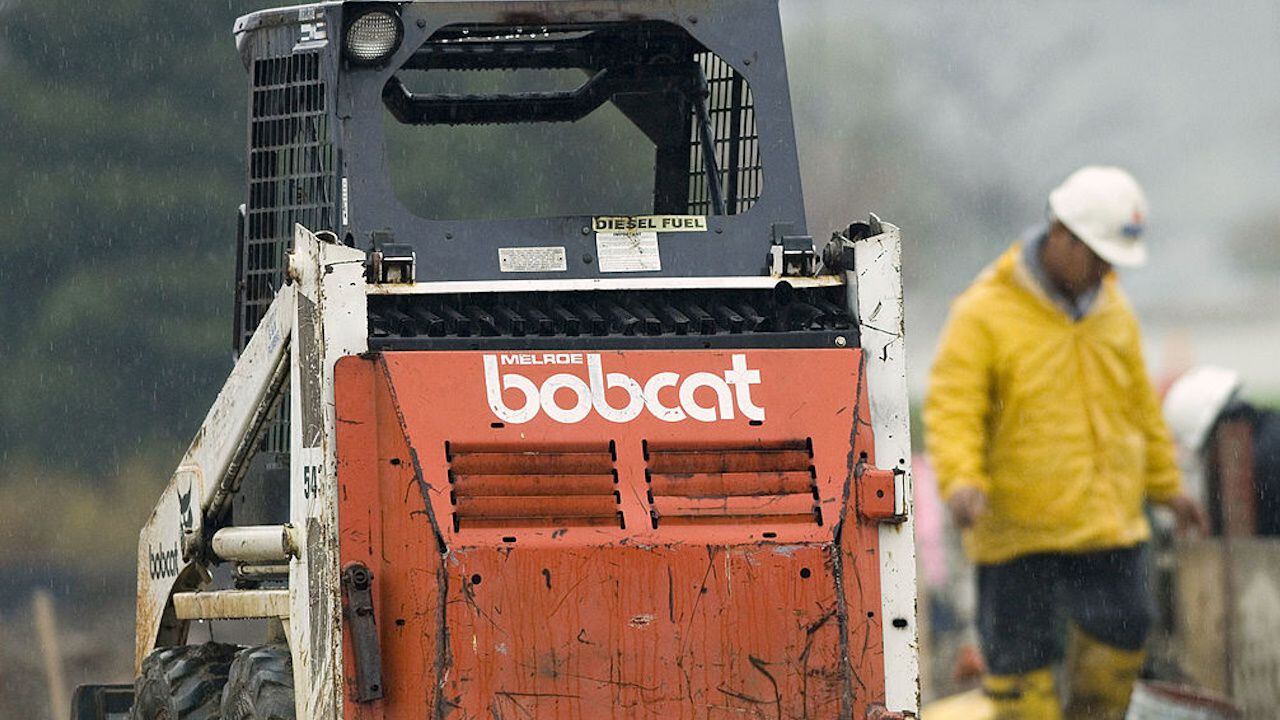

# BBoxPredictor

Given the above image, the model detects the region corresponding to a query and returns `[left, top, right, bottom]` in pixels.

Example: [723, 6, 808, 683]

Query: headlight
[344, 8, 403, 65]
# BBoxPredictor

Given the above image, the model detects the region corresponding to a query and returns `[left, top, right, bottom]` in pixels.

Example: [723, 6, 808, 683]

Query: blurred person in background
[1164, 366, 1280, 535]
[924, 165, 1208, 719]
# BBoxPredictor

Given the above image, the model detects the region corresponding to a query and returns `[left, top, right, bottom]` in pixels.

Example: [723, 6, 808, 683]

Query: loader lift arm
[134, 284, 295, 670]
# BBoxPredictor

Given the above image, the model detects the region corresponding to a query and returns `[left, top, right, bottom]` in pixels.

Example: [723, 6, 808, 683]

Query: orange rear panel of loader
[335, 348, 890, 718]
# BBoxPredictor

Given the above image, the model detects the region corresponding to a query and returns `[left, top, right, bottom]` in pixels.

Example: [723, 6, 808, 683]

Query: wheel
[220, 645, 296, 720]
[130, 643, 240, 720]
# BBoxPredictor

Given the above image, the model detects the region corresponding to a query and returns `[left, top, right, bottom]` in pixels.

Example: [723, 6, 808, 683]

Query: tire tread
[130, 643, 240, 720]
[220, 645, 296, 720]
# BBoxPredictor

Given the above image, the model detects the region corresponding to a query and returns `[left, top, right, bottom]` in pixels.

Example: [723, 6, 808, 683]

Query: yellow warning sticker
[592, 215, 708, 233]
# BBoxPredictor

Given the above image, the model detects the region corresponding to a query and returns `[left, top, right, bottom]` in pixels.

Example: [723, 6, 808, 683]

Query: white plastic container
[1126, 681, 1242, 720]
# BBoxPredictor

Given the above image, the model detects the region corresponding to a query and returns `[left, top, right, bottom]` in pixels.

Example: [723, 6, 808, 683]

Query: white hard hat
[1163, 365, 1242, 452]
[1048, 165, 1150, 268]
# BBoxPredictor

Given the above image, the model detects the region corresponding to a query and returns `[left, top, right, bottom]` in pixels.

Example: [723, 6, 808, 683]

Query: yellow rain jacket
[925, 243, 1181, 564]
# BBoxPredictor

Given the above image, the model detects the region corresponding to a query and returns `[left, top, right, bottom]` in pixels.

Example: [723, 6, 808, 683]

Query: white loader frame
[135, 227, 364, 717]
[854, 221, 920, 714]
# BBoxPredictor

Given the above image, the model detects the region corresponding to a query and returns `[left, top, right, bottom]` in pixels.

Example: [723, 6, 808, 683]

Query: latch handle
[341, 562, 385, 702]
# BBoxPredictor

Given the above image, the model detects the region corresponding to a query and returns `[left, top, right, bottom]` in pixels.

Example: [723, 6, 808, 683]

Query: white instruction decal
[596, 232, 660, 272]
[498, 246, 567, 273]
[340, 177, 349, 227]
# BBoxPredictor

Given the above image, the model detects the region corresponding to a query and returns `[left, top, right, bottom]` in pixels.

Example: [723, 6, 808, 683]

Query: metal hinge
[820, 215, 887, 274]
[368, 230, 416, 284]
[855, 458, 907, 523]
[769, 222, 816, 277]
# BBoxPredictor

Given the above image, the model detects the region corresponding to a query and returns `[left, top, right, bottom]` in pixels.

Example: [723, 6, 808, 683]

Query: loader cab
[232, 0, 810, 352]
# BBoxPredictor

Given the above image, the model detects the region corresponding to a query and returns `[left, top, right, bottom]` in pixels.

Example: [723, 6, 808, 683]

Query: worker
[924, 165, 1208, 720]
[1164, 365, 1280, 535]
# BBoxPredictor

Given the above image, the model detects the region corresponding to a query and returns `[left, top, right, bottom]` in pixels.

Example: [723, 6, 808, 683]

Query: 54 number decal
[302, 464, 321, 499]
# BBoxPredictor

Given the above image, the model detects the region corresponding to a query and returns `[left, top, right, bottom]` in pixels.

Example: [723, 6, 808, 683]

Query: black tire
[219, 645, 296, 720]
[130, 643, 240, 720]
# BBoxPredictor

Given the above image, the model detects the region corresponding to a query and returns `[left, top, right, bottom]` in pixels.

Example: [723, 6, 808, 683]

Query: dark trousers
[977, 544, 1154, 675]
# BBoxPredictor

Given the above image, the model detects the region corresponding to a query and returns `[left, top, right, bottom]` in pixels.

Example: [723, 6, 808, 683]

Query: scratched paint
[335, 347, 894, 717]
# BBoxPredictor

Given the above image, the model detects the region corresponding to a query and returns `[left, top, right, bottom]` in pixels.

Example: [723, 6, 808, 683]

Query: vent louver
[446, 442, 623, 530]
[644, 439, 821, 527]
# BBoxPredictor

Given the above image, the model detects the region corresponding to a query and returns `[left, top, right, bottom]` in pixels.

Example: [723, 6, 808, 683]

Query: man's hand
[1157, 492, 1210, 536]
[947, 486, 988, 529]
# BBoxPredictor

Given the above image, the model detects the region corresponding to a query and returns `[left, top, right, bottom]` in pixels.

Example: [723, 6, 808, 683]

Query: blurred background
[0, 0, 1276, 717]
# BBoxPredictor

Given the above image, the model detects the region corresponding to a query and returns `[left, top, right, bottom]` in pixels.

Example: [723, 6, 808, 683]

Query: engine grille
[235, 37, 337, 454]
[368, 287, 854, 350]
[238, 50, 335, 352]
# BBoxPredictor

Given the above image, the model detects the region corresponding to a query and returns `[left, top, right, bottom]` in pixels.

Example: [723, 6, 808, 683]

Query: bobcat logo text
[483, 354, 764, 424]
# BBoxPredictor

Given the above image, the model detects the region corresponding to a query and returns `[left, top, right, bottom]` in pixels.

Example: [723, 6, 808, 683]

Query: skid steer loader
[73, 1, 919, 717]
